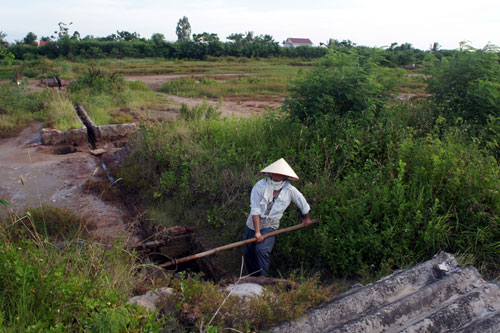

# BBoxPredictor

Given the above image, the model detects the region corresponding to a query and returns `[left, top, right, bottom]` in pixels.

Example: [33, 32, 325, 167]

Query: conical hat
[260, 158, 300, 180]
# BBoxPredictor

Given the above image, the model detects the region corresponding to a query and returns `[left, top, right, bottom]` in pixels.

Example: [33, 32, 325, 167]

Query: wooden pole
[159, 219, 320, 268]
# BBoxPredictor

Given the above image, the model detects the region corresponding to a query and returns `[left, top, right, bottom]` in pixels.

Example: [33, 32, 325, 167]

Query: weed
[0, 207, 161, 331]
[165, 272, 339, 331]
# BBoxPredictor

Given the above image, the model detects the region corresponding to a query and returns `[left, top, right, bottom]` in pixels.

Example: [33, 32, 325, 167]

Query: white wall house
[283, 38, 313, 47]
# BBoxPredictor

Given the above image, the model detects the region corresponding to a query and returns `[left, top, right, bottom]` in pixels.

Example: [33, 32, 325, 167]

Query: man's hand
[255, 231, 264, 242]
[302, 214, 313, 227]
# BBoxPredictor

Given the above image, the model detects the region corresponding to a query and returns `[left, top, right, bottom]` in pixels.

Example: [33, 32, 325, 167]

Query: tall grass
[0, 83, 45, 137]
[0, 205, 342, 331]
[68, 68, 168, 126]
[119, 102, 500, 280]
[159, 75, 289, 98]
[0, 206, 162, 331]
[42, 90, 82, 130]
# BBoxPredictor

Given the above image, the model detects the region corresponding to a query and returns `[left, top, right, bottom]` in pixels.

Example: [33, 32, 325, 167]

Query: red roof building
[283, 38, 313, 47]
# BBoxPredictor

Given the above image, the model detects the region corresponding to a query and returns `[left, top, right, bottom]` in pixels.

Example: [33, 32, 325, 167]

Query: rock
[127, 287, 174, 312]
[226, 283, 264, 298]
[128, 296, 156, 312]
[98, 123, 138, 141]
[41, 128, 87, 145]
[90, 148, 106, 156]
[270, 252, 500, 333]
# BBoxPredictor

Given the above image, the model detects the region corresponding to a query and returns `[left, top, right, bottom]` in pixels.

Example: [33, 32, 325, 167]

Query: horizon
[3, 0, 500, 51]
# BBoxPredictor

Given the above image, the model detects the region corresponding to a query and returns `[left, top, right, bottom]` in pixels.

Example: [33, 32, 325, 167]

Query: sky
[2, 0, 500, 50]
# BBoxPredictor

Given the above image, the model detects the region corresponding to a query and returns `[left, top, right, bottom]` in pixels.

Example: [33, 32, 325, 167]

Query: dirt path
[125, 74, 284, 119]
[0, 73, 282, 246]
[0, 122, 140, 246]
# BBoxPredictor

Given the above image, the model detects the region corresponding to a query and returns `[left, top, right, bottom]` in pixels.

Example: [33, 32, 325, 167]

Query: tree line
[0, 16, 482, 65]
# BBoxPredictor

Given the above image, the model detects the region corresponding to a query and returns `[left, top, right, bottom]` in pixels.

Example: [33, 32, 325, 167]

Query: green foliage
[2, 206, 87, 242]
[176, 16, 192, 42]
[22, 32, 38, 46]
[0, 199, 10, 208]
[0, 47, 14, 66]
[166, 272, 338, 331]
[284, 49, 388, 124]
[121, 96, 500, 279]
[178, 101, 221, 121]
[427, 48, 500, 124]
[68, 67, 126, 94]
[0, 83, 46, 137]
[159, 74, 289, 99]
[67, 66, 166, 125]
[0, 207, 160, 331]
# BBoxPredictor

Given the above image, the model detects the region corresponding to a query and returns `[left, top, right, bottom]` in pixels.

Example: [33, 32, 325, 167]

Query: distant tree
[23, 32, 38, 46]
[0, 47, 14, 65]
[71, 31, 81, 40]
[337, 39, 356, 48]
[429, 42, 441, 53]
[0, 32, 14, 64]
[52, 22, 72, 40]
[193, 32, 219, 44]
[389, 42, 398, 50]
[117, 30, 141, 41]
[82, 35, 95, 40]
[254, 34, 275, 44]
[320, 38, 338, 48]
[151, 33, 166, 44]
[176, 16, 191, 41]
[227, 32, 274, 45]
[40, 36, 51, 42]
[227, 33, 244, 43]
[244, 31, 255, 43]
[395, 42, 414, 51]
[0, 31, 8, 47]
[102, 30, 141, 42]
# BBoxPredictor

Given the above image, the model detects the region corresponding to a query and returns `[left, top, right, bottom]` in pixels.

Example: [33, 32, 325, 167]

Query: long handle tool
[159, 219, 320, 268]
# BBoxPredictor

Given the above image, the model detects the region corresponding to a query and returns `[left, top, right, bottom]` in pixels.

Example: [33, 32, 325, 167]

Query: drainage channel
[73, 104, 147, 239]
[72, 104, 223, 280]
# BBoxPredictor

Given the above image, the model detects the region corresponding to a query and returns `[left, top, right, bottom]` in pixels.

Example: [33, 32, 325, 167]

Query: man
[244, 158, 312, 277]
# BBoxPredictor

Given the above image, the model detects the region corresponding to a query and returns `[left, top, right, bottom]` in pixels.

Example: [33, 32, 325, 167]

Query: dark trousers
[243, 227, 276, 277]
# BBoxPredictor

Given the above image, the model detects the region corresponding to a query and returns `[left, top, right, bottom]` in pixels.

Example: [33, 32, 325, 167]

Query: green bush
[427, 49, 500, 125]
[120, 100, 500, 280]
[284, 49, 387, 124]
[0, 83, 46, 137]
[67, 66, 166, 125]
[0, 208, 162, 331]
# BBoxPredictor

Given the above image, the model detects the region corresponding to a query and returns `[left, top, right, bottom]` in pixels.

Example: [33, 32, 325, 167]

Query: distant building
[283, 38, 313, 47]
[38, 41, 48, 47]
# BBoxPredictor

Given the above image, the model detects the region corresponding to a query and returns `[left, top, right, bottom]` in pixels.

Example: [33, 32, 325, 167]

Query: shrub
[0, 83, 46, 137]
[0, 207, 161, 331]
[166, 272, 338, 331]
[284, 49, 387, 125]
[121, 102, 500, 280]
[427, 48, 500, 125]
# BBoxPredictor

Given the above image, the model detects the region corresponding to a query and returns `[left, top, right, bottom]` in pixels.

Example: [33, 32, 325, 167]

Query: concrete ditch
[41, 104, 138, 146]
[270, 252, 500, 333]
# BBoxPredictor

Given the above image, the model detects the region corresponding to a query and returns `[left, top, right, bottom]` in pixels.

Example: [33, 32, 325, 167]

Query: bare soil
[0, 122, 140, 246]
[1, 73, 282, 248]
[125, 74, 284, 119]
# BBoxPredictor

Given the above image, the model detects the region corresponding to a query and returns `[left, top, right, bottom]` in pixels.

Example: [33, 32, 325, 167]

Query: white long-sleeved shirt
[246, 178, 310, 230]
